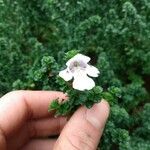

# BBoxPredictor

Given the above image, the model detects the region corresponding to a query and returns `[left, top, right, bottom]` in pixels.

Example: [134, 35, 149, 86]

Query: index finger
[0, 90, 66, 137]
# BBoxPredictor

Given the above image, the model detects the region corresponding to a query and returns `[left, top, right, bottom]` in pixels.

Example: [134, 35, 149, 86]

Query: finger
[21, 139, 56, 150]
[28, 117, 67, 137]
[7, 117, 67, 150]
[0, 91, 66, 137]
[54, 100, 110, 150]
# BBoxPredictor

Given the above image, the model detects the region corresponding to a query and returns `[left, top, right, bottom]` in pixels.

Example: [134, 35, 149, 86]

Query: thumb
[54, 100, 110, 150]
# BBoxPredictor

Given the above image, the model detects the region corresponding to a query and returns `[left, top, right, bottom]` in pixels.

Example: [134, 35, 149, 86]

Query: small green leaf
[64, 50, 80, 61]
[48, 99, 60, 112]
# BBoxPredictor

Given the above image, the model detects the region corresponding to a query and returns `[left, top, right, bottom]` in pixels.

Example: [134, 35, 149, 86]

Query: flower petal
[74, 54, 91, 63]
[66, 54, 90, 66]
[73, 74, 95, 91]
[86, 65, 100, 77]
[59, 69, 73, 81]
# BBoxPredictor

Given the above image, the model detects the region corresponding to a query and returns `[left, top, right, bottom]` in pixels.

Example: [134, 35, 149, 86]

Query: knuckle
[2, 90, 33, 119]
[27, 122, 37, 138]
[55, 118, 63, 134]
[10, 90, 33, 119]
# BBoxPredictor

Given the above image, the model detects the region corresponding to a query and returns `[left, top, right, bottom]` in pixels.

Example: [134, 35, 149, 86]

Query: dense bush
[0, 0, 150, 149]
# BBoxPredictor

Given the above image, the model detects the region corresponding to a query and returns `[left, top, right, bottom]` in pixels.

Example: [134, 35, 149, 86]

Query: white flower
[59, 54, 100, 91]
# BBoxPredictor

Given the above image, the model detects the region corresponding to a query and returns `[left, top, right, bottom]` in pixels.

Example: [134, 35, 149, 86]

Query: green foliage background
[0, 0, 150, 149]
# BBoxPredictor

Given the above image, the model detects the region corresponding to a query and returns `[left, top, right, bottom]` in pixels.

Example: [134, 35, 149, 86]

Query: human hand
[0, 91, 109, 150]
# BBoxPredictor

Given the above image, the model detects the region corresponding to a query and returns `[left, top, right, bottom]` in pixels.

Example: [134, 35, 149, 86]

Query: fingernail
[86, 100, 110, 129]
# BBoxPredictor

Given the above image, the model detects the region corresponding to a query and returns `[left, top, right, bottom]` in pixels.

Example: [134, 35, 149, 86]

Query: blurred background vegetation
[0, 0, 150, 149]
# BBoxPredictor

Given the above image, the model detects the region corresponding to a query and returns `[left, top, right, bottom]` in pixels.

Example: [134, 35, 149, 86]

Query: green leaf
[48, 99, 60, 112]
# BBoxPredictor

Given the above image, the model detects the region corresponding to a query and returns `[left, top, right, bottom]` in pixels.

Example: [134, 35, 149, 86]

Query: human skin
[0, 91, 109, 150]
